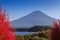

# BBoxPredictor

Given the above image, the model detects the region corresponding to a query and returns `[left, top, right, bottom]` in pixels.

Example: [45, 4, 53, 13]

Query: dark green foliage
[16, 26, 50, 32]
[28, 26, 50, 32]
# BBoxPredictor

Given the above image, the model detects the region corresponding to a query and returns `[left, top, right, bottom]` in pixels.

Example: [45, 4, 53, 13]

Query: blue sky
[0, 0, 60, 21]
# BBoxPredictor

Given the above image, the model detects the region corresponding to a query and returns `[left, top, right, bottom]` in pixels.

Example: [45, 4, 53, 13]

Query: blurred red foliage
[0, 5, 15, 40]
[49, 20, 60, 40]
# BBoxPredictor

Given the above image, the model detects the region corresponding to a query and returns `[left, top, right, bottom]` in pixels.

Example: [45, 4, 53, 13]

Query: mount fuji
[11, 10, 56, 28]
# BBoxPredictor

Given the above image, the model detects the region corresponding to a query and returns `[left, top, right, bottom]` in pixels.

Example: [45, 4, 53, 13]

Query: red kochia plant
[0, 6, 15, 40]
[49, 20, 60, 40]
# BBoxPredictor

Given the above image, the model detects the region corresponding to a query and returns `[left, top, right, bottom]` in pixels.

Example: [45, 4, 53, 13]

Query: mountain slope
[11, 10, 56, 28]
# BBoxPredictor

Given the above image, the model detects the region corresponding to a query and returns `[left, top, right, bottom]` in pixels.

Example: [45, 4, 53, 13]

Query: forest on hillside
[16, 26, 50, 32]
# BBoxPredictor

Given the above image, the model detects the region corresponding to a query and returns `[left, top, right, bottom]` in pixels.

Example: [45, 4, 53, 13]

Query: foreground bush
[49, 20, 60, 40]
[0, 5, 15, 40]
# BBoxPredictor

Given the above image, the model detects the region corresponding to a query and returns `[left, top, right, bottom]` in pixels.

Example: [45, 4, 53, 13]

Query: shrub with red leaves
[0, 5, 15, 40]
[49, 20, 60, 40]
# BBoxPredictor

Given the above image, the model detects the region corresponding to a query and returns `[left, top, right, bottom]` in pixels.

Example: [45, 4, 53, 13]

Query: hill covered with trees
[16, 26, 50, 32]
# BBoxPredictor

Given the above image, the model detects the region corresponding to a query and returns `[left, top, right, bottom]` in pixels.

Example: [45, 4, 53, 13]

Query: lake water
[16, 32, 35, 35]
